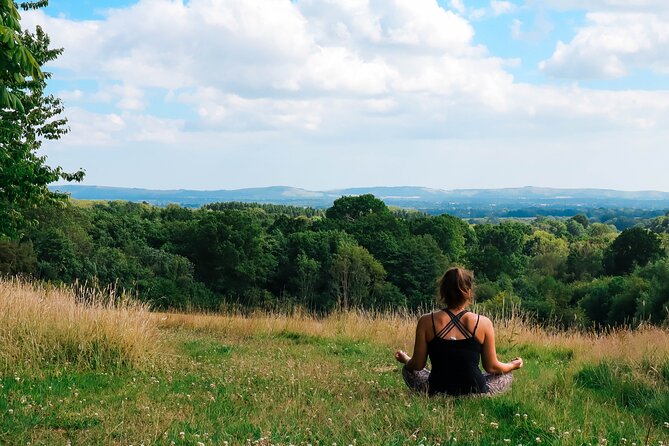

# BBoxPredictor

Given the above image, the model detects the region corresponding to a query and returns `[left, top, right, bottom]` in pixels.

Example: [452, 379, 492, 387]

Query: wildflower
[179, 432, 185, 439]
[490, 422, 499, 429]
[664, 422, 669, 428]
[621, 439, 627, 444]
[536, 438, 541, 443]
[197, 443, 205, 446]
[515, 413, 520, 417]
[549, 427, 555, 433]
[504, 440, 511, 443]
[523, 414, 528, 420]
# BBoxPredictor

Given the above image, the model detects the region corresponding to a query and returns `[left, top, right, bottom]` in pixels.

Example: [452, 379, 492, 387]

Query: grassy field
[1, 280, 668, 445]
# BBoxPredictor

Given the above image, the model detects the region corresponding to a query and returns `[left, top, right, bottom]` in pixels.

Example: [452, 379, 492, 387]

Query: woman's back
[427, 309, 487, 395]
[395, 267, 522, 396]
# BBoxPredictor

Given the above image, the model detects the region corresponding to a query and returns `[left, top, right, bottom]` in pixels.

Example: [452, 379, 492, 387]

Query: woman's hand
[510, 357, 523, 370]
[394, 350, 410, 364]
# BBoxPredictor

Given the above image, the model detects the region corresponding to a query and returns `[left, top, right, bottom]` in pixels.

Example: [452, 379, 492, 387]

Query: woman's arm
[480, 317, 523, 374]
[395, 314, 430, 371]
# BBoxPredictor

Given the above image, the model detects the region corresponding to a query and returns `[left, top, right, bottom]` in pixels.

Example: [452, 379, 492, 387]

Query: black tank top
[427, 309, 487, 396]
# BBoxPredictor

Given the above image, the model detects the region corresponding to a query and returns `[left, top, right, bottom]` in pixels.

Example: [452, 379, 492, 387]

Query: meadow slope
[1, 280, 668, 445]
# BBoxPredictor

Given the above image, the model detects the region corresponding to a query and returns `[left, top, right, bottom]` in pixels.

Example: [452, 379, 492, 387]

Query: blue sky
[25, 0, 669, 191]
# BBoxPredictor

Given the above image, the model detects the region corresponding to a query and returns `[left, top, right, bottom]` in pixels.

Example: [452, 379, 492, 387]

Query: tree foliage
[0, 0, 83, 239]
[603, 227, 665, 275]
[8, 193, 669, 326]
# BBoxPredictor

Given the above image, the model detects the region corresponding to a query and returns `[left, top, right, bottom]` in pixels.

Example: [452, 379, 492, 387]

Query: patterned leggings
[401, 366, 513, 396]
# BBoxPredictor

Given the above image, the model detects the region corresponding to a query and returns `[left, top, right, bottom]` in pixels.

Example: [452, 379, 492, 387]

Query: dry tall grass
[155, 308, 669, 366]
[0, 278, 158, 373]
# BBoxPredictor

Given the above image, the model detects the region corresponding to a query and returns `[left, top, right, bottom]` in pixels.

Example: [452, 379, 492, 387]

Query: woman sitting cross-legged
[395, 267, 523, 396]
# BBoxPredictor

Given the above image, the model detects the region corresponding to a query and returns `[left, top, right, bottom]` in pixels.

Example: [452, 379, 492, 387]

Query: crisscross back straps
[436, 309, 474, 339]
[472, 314, 481, 336]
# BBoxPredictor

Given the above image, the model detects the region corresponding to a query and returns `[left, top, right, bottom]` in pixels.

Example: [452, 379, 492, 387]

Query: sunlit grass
[0, 278, 158, 372]
[1, 280, 668, 445]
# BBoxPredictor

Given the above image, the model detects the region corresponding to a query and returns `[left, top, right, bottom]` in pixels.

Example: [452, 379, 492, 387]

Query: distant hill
[50, 184, 669, 217]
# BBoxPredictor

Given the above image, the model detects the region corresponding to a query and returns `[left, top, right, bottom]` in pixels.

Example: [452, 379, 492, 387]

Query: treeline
[1, 195, 668, 327]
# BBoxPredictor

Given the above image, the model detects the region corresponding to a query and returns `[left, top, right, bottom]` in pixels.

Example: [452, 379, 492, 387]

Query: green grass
[2, 325, 669, 445]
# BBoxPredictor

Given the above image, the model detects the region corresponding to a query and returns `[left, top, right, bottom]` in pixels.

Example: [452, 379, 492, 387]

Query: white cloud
[450, 0, 466, 14]
[60, 108, 126, 146]
[469, 8, 487, 20]
[24, 1, 669, 127]
[510, 13, 554, 42]
[540, 11, 669, 78]
[60, 107, 184, 146]
[491, 1, 516, 16]
[529, 0, 669, 13]
[21, 0, 669, 191]
[57, 89, 84, 102]
[110, 84, 145, 111]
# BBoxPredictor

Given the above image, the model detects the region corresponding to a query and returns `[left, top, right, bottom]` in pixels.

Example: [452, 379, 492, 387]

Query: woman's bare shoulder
[470, 312, 492, 327]
[413, 312, 436, 330]
[417, 312, 433, 324]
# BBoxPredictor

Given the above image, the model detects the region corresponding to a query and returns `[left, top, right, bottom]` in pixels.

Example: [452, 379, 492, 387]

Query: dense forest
[1, 194, 668, 328]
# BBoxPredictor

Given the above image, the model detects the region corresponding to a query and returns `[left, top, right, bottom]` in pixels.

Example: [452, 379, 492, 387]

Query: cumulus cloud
[60, 107, 184, 146]
[20, 0, 669, 191]
[540, 11, 669, 78]
[24, 0, 511, 134]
